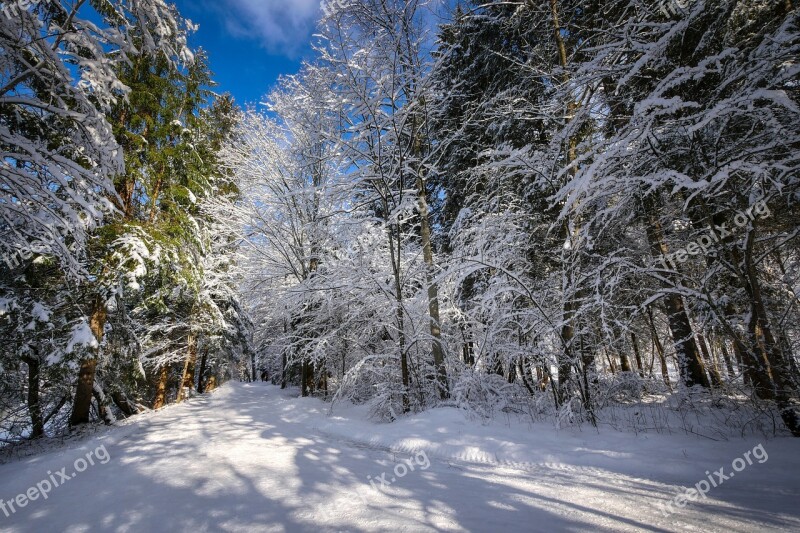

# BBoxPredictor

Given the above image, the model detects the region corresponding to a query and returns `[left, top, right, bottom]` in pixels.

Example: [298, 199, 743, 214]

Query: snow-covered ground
[1, 382, 799, 532]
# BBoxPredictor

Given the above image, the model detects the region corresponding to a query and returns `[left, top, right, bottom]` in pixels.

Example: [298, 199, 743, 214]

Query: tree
[0, 0, 193, 275]
[319, 0, 450, 409]
[551, 0, 800, 431]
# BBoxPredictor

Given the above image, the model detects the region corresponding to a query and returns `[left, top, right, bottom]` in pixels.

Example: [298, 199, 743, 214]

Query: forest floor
[1, 382, 799, 532]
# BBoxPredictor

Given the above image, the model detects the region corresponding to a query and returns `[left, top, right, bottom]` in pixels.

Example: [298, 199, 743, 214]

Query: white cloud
[221, 0, 321, 56]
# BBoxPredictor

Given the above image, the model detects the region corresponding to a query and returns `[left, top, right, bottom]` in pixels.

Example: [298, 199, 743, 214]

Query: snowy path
[1, 383, 799, 532]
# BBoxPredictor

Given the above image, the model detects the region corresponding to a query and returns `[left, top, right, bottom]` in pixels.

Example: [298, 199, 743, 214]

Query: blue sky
[172, 0, 322, 106]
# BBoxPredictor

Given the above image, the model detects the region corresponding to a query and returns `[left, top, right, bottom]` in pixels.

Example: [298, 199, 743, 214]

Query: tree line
[0, 0, 251, 440]
[1, 0, 798, 440]
[228, 0, 800, 435]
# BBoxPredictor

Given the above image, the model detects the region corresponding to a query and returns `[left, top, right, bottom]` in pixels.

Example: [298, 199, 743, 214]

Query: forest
[2, 0, 799, 445]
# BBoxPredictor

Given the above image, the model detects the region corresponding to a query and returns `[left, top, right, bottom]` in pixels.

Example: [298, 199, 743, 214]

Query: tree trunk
[23, 355, 43, 438]
[647, 306, 671, 389]
[281, 318, 289, 389]
[410, 103, 449, 400]
[740, 233, 800, 435]
[92, 382, 115, 425]
[69, 296, 107, 425]
[697, 333, 723, 388]
[662, 296, 709, 388]
[197, 347, 209, 393]
[301, 360, 313, 397]
[318, 365, 328, 398]
[176, 334, 197, 403]
[110, 390, 141, 417]
[153, 364, 169, 409]
[718, 338, 736, 378]
[416, 173, 448, 399]
[631, 332, 645, 378]
[605, 348, 617, 374]
[518, 358, 537, 396]
[386, 207, 410, 412]
[557, 302, 576, 400]
[546, 0, 584, 406]
[732, 336, 753, 387]
[644, 209, 709, 388]
[618, 351, 632, 373]
[536, 366, 550, 391]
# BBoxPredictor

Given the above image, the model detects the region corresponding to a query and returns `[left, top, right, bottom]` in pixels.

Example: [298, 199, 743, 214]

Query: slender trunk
[319, 365, 328, 398]
[740, 233, 800, 435]
[647, 306, 671, 389]
[645, 208, 709, 388]
[23, 355, 43, 438]
[558, 299, 575, 398]
[718, 339, 736, 379]
[548, 0, 590, 405]
[701, 208, 796, 432]
[387, 207, 409, 412]
[197, 347, 209, 393]
[519, 358, 537, 396]
[767, 251, 798, 380]
[536, 367, 550, 392]
[341, 339, 347, 381]
[507, 359, 517, 384]
[618, 351, 632, 373]
[662, 295, 709, 388]
[549, 0, 569, 75]
[697, 333, 723, 388]
[744, 253, 794, 392]
[631, 333, 645, 378]
[460, 324, 475, 366]
[777, 329, 800, 383]
[411, 105, 448, 400]
[416, 172, 448, 399]
[153, 364, 169, 409]
[719, 302, 755, 386]
[70, 297, 107, 425]
[301, 361, 307, 397]
[281, 318, 288, 389]
[398, 299, 409, 412]
[176, 334, 197, 403]
[733, 336, 753, 387]
[609, 322, 631, 373]
[148, 173, 163, 223]
[605, 348, 617, 374]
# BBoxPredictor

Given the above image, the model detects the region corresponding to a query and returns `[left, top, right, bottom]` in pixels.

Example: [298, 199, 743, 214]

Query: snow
[0, 382, 798, 532]
[24, 303, 52, 330]
[0, 298, 14, 317]
[64, 322, 98, 354]
[29, 303, 51, 324]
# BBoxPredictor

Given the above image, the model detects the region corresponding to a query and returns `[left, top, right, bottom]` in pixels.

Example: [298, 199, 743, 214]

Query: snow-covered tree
[0, 0, 194, 275]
